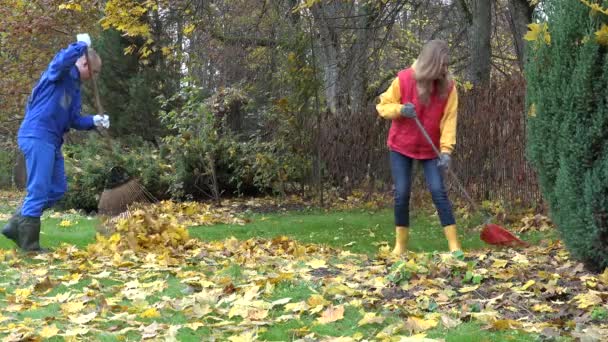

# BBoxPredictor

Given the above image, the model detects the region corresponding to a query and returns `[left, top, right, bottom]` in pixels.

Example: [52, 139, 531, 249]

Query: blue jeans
[390, 150, 455, 227]
[18, 137, 67, 218]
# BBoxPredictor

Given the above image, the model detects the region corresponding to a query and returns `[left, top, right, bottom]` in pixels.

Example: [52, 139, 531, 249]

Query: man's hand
[400, 102, 417, 118]
[77, 33, 92, 47]
[93, 114, 110, 129]
[438, 153, 451, 170]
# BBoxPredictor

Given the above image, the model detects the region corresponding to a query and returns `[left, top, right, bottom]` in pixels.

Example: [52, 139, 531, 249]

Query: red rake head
[480, 223, 530, 248]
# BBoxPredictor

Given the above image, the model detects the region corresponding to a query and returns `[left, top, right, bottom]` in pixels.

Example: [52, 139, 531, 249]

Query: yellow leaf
[458, 285, 479, 293]
[247, 308, 269, 320]
[463, 81, 474, 91]
[521, 280, 535, 291]
[599, 267, 608, 285]
[284, 301, 309, 313]
[183, 23, 196, 35]
[532, 304, 555, 313]
[228, 330, 256, 342]
[358, 312, 385, 326]
[140, 308, 161, 319]
[573, 291, 602, 309]
[64, 327, 90, 336]
[524, 22, 550, 45]
[15, 287, 32, 301]
[528, 104, 537, 118]
[306, 259, 327, 269]
[58, 3, 82, 12]
[39, 325, 59, 338]
[492, 259, 508, 268]
[470, 311, 499, 324]
[317, 305, 345, 324]
[595, 24, 608, 46]
[306, 294, 330, 308]
[492, 319, 522, 330]
[580, 0, 608, 15]
[523, 23, 542, 42]
[68, 311, 97, 324]
[404, 316, 438, 333]
[228, 305, 250, 319]
[61, 301, 85, 314]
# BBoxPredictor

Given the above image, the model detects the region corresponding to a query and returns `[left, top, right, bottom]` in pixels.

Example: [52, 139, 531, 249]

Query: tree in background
[0, 0, 98, 145]
[526, 0, 608, 271]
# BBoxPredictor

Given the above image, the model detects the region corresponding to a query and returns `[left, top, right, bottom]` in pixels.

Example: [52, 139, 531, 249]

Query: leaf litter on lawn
[0, 203, 607, 340]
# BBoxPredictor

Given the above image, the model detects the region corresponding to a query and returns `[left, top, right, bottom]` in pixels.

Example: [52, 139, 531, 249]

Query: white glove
[76, 33, 92, 47]
[93, 114, 110, 128]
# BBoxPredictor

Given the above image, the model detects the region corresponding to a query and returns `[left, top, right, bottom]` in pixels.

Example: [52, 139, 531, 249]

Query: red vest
[387, 68, 453, 160]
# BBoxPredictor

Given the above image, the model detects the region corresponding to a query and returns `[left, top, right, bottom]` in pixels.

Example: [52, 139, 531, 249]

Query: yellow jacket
[376, 72, 458, 154]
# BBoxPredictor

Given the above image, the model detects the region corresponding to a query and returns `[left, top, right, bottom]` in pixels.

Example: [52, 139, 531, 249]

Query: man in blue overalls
[2, 34, 110, 252]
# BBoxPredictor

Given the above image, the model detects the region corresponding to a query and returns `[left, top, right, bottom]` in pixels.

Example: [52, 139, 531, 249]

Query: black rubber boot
[17, 216, 47, 253]
[2, 209, 21, 246]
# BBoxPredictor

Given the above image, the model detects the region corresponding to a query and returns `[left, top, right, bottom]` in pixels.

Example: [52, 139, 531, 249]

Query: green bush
[526, 1, 608, 271]
[61, 135, 172, 212]
[159, 83, 309, 200]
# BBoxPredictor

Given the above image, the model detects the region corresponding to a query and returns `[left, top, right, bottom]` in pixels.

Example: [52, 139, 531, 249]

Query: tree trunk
[310, 2, 342, 115]
[469, 0, 492, 85]
[508, 0, 535, 71]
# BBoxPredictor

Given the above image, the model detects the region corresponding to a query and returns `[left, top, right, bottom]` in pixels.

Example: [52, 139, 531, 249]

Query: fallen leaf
[306, 259, 327, 269]
[61, 301, 86, 314]
[39, 325, 59, 338]
[440, 314, 461, 329]
[307, 294, 330, 308]
[458, 285, 479, 293]
[140, 308, 161, 319]
[532, 304, 555, 313]
[68, 311, 97, 324]
[573, 291, 602, 309]
[317, 305, 345, 324]
[228, 330, 257, 342]
[491, 319, 522, 330]
[358, 312, 385, 326]
[404, 316, 438, 333]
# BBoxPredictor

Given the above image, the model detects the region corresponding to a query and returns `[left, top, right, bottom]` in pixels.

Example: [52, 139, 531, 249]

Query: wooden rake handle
[84, 48, 111, 142]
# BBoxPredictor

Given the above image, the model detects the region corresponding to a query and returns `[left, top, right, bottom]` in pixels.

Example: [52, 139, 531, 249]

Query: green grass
[0, 208, 550, 255]
[0, 206, 559, 341]
[190, 208, 551, 256]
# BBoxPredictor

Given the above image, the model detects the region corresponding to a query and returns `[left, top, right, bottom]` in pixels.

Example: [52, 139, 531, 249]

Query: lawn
[0, 204, 569, 341]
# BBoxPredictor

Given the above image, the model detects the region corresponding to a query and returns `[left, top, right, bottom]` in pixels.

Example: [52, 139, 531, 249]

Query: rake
[404, 104, 529, 248]
[85, 49, 157, 217]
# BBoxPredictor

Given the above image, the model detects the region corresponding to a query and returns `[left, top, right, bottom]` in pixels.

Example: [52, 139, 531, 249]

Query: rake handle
[84, 49, 113, 144]
[411, 116, 491, 223]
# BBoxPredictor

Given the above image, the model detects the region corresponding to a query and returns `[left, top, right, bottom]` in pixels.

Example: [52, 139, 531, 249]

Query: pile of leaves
[91, 205, 193, 257]
[151, 200, 248, 226]
[516, 213, 553, 234]
[1, 236, 607, 340]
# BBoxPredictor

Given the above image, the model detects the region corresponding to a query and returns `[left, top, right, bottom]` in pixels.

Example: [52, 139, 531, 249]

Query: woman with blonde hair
[376, 39, 461, 255]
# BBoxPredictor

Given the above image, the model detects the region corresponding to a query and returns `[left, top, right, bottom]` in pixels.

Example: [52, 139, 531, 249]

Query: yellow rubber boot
[392, 226, 409, 255]
[443, 224, 462, 252]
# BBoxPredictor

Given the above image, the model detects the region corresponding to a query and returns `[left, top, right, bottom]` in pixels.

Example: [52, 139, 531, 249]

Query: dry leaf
[39, 325, 59, 338]
[68, 311, 97, 324]
[404, 316, 438, 333]
[358, 312, 385, 326]
[317, 305, 345, 324]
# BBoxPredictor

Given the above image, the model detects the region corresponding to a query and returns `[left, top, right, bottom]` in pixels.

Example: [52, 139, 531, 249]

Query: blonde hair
[414, 40, 451, 104]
